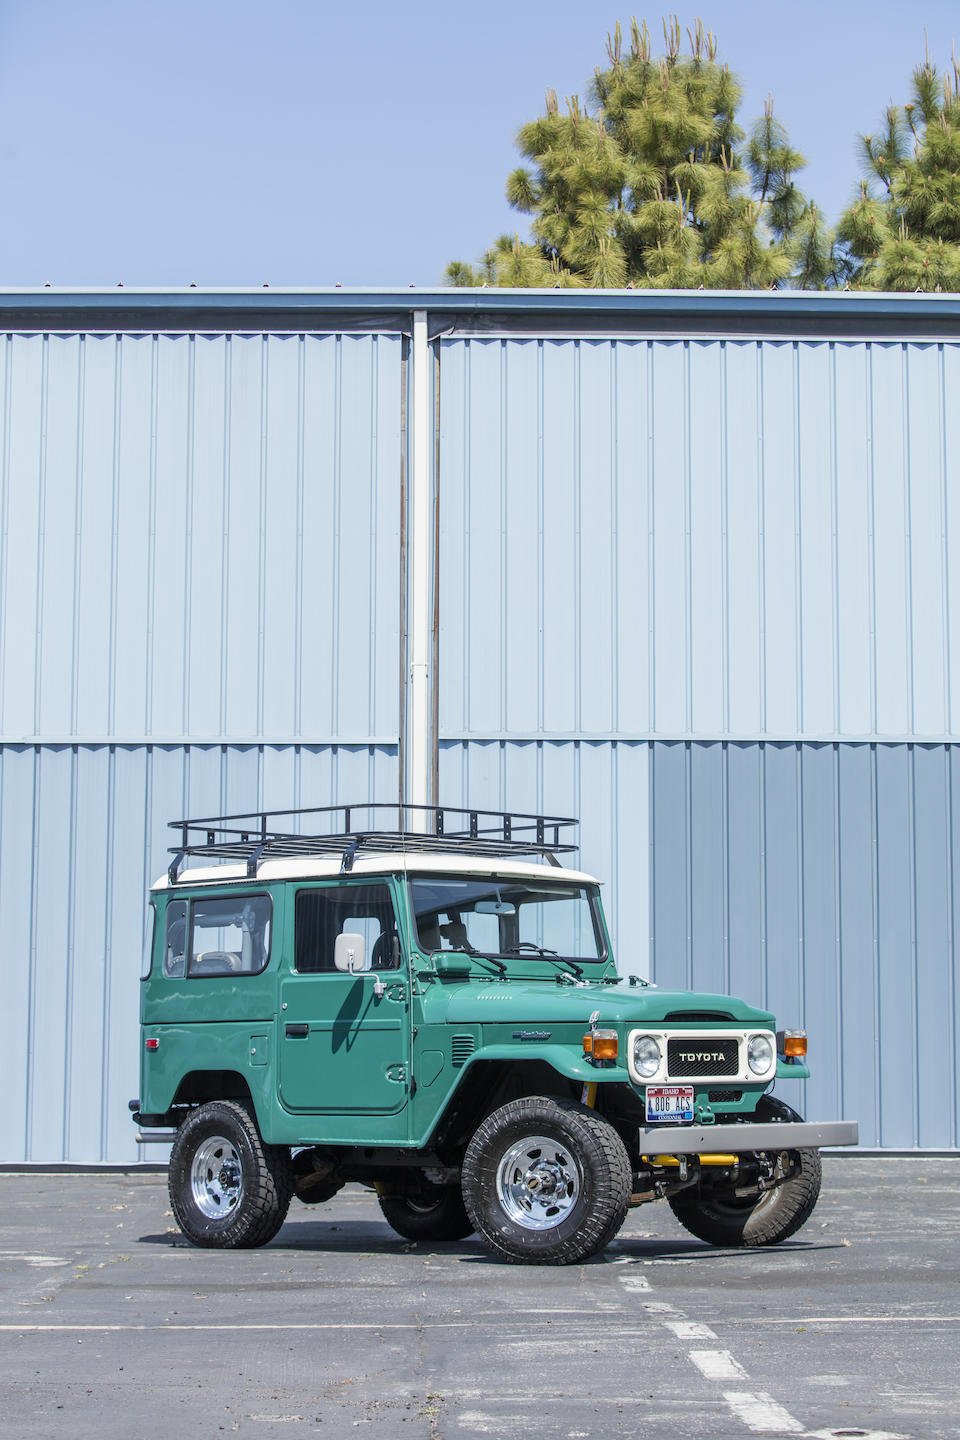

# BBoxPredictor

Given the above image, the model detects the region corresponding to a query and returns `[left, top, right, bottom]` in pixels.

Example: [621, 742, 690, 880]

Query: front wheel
[668, 1096, 823, 1248]
[168, 1100, 293, 1248]
[461, 1096, 632, 1265]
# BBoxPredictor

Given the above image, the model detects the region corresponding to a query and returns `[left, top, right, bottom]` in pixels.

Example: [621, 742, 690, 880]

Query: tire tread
[168, 1100, 292, 1249]
[462, 1096, 632, 1266]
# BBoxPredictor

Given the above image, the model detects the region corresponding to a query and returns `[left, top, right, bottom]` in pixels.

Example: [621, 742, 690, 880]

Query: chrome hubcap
[496, 1134, 581, 1230]
[190, 1134, 243, 1220]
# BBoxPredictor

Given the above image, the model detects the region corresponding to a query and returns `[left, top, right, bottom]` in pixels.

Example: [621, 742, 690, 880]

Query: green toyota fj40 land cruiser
[134, 804, 857, 1265]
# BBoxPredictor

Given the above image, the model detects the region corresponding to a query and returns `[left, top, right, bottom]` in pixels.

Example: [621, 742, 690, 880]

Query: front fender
[466, 1044, 630, 1086]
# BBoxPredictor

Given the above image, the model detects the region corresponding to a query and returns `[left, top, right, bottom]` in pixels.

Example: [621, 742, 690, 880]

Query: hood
[429, 979, 774, 1027]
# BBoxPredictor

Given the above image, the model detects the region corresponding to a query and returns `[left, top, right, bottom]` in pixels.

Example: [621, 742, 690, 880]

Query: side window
[164, 900, 188, 978]
[188, 895, 272, 977]
[295, 883, 399, 973]
[142, 904, 157, 980]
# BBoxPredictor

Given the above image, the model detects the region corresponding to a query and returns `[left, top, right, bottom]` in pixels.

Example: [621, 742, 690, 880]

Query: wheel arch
[171, 1070, 260, 1121]
[425, 1057, 582, 1158]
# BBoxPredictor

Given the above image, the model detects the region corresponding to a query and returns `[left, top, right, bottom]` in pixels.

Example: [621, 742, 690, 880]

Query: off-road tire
[168, 1100, 293, 1249]
[668, 1096, 823, 1248]
[461, 1096, 632, 1265]
[378, 1181, 474, 1242]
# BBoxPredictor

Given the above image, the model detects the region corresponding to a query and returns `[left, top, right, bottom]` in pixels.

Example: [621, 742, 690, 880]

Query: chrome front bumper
[639, 1119, 858, 1154]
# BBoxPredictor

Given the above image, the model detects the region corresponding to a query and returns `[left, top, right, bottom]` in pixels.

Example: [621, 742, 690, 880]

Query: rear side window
[295, 882, 399, 973]
[142, 904, 157, 980]
[189, 896, 272, 976]
[164, 900, 188, 977]
[162, 894, 272, 978]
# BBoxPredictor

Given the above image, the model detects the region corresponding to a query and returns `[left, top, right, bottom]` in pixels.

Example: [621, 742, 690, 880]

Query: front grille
[451, 1035, 476, 1067]
[667, 1037, 739, 1077]
[663, 1010, 734, 1022]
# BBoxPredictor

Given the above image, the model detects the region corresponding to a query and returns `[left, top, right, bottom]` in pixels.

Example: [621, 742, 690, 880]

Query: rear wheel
[168, 1100, 292, 1248]
[461, 1096, 632, 1265]
[668, 1096, 822, 1248]
[378, 1178, 474, 1242]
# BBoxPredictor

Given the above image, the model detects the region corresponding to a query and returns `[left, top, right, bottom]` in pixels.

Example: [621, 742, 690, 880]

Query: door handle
[284, 1023, 309, 1038]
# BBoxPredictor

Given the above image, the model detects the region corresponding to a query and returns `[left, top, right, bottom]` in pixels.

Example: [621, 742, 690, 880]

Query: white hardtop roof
[152, 850, 600, 892]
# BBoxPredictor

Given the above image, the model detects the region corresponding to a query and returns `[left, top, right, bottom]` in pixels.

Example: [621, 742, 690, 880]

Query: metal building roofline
[1, 286, 960, 337]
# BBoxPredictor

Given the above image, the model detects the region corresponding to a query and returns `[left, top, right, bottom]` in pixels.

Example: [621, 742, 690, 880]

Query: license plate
[645, 1085, 695, 1124]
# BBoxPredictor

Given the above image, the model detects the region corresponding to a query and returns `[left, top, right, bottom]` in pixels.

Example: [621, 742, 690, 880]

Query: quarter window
[142, 904, 157, 980]
[164, 900, 188, 977]
[188, 895, 272, 976]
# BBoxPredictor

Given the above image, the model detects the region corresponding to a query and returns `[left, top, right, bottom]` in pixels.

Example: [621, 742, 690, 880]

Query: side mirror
[334, 932, 368, 974]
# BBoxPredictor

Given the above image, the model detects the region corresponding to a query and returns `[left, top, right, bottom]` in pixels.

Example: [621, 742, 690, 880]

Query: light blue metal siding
[439, 337, 960, 742]
[0, 743, 398, 1164]
[3, 300, 959, 1161]
[0, 326, 404, 1163]
[0, 331, 402, 744]
[650, 741, 960, 1150]
[439, 332, 960, 1151]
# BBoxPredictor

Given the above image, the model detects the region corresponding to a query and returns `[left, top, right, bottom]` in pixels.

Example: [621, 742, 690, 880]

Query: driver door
[278, 879, 410, 1117]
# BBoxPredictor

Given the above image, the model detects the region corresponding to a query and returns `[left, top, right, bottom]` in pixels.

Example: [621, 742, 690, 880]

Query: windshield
[409, 877, 606, 963]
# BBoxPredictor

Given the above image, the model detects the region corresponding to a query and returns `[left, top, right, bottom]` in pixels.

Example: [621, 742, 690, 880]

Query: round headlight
[748, 1033, 774, 1074]
[633, 1034, 661, 1078]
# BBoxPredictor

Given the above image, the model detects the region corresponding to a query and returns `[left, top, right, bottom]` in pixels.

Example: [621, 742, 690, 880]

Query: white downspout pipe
[404, 310, 436, 833]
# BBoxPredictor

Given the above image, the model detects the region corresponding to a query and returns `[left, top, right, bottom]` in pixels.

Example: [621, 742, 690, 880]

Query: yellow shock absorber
[645, 1154, 738, 1167]
[581, 1082, 598, 1108]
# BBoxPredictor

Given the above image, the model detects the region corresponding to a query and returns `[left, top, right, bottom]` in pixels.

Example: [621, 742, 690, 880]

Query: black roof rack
[167, 803, 579, 884]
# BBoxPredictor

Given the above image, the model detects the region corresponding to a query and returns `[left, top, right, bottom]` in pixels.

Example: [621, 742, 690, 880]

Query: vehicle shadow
[136, 1220, 842, 1262]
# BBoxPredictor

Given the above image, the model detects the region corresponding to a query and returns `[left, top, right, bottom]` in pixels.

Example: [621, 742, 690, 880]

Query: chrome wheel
[190, 1134, 244, 1220]
[496, 1134, 581, 1230]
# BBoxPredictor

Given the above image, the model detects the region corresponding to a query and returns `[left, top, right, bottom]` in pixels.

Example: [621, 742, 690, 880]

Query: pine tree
[838, 51, 960, 290]
[447, 18, 834, 289]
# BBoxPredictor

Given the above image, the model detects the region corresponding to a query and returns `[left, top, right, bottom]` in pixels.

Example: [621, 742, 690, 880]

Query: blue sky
[0, 0, 957, 287]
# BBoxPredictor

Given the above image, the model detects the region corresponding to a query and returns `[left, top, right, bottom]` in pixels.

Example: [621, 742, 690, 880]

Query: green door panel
[278, 973, 410, 1114]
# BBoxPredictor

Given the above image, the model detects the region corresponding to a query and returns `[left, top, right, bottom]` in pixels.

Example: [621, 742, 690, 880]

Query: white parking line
[689, 1349, 748, 1381]
[0, 1252, 69, 1267]
[722, 1391, 804, 1434]
[618, 1274, 651, 1291]
[664, 1320, 717, 1339]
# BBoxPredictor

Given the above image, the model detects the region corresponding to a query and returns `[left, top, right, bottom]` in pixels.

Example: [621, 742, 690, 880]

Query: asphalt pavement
[0, 1156, 957, 1439]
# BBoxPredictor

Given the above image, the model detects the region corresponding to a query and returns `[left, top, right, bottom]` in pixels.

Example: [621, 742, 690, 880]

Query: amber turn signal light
[782, 1030, 807, 1058]
[583, 1029, 618, 1062]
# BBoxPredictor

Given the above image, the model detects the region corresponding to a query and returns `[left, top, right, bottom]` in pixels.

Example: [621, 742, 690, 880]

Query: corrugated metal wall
[0, 332, 401, 744]
[439, 335, 960, 1148]
[650, 741, 960, 1150]
[3, 319, 958, 1159]
[0, 331, 403, 1163]
[439, 337, 959, 740]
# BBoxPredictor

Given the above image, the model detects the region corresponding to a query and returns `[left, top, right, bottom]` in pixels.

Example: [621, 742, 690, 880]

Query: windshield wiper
[471, 952, 508, 975]
[433, 947, 508, 975]
[504, 943, 584, 980]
